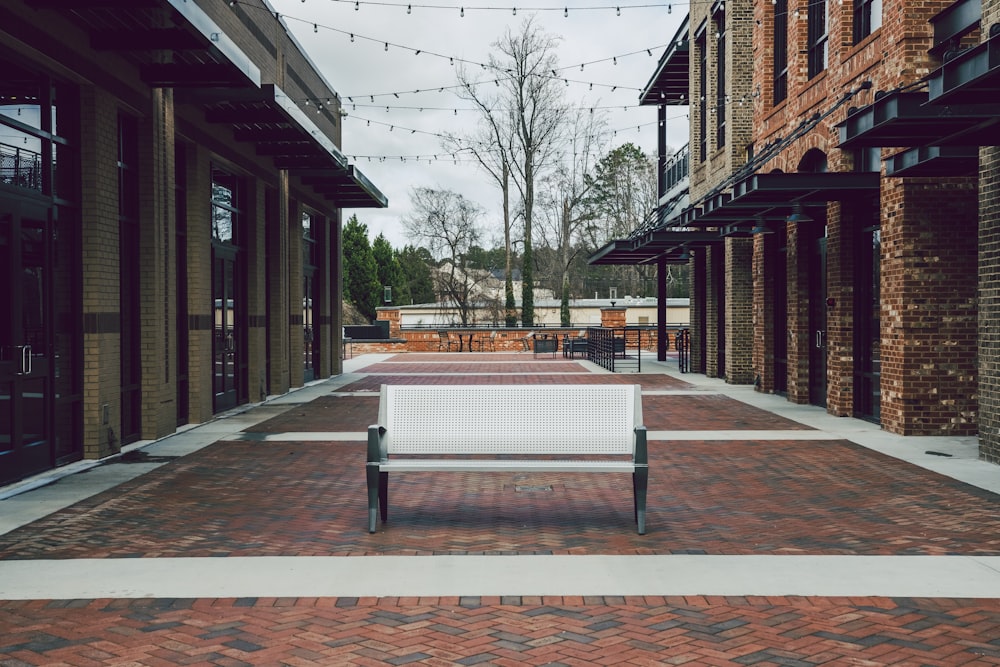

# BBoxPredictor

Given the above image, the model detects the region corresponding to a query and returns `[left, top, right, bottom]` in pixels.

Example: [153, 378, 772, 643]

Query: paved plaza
[2, 352, 1000, 665]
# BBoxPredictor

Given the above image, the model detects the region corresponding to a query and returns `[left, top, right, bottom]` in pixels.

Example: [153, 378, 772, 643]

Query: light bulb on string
[460, 7, 464, 17]
[564, 7, 568, 17]
[616, 7, 621, 15]
[407, 4, 411, 13]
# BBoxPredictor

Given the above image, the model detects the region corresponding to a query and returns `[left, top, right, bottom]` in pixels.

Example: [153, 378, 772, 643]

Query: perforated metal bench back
[381, 384, 641, 455]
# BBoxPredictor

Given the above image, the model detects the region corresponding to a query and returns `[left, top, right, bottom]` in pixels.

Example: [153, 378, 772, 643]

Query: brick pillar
[288, 201, 304, 389]
[267, 172, 290, 395]
[377, 307, 401, 337]
[691, 250, 706, 374]
[786, 222, 810, 404]
[137, 88, 177, 438]
[600, 306, 627, 328]
[725, 237, 754, 384]
[825, 201, 853, 416]
[881, 177, 978, 435]
[704, 244, 723, 379]
[80, 86, 121, 458]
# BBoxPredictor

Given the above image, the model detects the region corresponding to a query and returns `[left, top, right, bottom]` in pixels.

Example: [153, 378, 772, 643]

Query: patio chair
[477, 330, 499, 351]
[437, 330, 456, 351]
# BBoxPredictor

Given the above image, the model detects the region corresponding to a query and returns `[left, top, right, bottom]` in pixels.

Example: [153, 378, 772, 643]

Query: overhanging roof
[885, 146, 979, 177]
[27, 0, 261, 88]
[837, 90, 998, 148]
[639, 15, 690, 106]
[588, 229, 719, 266]
[199, 84, 387, 208]
[685, 171, 881, 225]
[928, 27, 1000, 106]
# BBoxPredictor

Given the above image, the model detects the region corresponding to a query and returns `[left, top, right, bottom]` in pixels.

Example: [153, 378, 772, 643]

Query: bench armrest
[367, 425, 386, 464]
[633, 425, 648, 467]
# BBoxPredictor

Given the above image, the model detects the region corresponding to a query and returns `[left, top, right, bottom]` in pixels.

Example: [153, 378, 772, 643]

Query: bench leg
[633, 468, 648, 535]
[379, 472, 388, 523]
[366, 465, 380, 533]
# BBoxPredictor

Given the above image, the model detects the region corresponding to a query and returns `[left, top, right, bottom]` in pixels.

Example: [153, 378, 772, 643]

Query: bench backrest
[378, 384, 642, 455]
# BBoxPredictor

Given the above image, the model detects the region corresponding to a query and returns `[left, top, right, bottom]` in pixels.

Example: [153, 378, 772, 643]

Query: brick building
[595, 0, 1000, 456]
[0, 0, 386, 486]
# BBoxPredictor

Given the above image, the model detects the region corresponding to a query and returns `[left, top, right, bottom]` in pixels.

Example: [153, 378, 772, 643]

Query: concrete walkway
[2, 352, 999, 665]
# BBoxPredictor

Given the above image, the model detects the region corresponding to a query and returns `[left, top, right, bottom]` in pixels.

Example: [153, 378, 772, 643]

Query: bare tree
[535, 111, 607, 324]
[403, 187, 487, 326]
[452, 17, 568, 326]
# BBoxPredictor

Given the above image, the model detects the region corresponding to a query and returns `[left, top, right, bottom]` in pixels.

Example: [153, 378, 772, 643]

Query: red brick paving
[339, 373, 693, 392]
[2, 596, 999, 666]
[1, 437, 997, 558]
[3, 353, 999, 665]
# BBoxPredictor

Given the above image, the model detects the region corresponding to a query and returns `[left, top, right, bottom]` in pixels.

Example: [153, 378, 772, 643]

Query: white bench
[366, 384, 649, 534]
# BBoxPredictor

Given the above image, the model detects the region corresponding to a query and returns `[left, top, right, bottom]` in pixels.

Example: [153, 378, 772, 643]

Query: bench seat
[367, 383, 648, 534]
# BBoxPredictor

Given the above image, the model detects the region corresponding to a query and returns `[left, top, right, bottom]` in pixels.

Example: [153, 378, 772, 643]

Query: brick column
[600, 306, 627, 328]
[704, 245, 723, 379]
[725, 237, 754, 384]
[267, 172, 290, 395]
[80, 86, 121, 458]
[881, 177, 978, 435]
[137, 88, 177, 438]
[377, 307, 401, 337]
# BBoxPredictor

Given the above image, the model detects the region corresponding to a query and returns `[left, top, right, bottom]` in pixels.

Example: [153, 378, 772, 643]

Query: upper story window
[773, 0, 789, 104]
[808, 0, 829, 78]
[853, 0, 882, 43]
[715, 3, 727, 150]
[696, 27, 708, 162]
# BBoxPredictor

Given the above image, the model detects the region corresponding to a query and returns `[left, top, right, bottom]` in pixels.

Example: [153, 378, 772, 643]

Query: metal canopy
[588, 229, 719, 266]
[684, 171, 881, 225]
[639, 16, 690, 106]
[199, 84, 386, 208]
[885, 146, 980, 177]
[28, 0, 261, 88]
[928, 28, 1000, 107]
[837, 90, 998, 148]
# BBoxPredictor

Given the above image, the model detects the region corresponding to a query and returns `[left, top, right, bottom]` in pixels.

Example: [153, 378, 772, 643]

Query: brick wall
[80, 86, 122, 459]
[977, 0, 1000, 460]
[725, 237, 754, 383]
[880, 178, 978, 435]
[705, 245, 723, 378]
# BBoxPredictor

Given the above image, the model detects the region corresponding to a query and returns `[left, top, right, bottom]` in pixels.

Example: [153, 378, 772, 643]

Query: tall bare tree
[451, 17, 567, 326]
[535, 111, 607, 324]
[403, 187, 486, 326]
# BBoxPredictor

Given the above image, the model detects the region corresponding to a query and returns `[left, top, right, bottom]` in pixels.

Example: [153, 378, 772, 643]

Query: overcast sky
[268, 0, 688, 248]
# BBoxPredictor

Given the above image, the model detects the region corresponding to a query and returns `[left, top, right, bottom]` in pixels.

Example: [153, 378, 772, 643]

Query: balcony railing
[0, 142, 43, 192]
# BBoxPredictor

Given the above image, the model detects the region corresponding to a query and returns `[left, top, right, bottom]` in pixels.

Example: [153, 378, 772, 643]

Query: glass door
[0, 198, 52, 485]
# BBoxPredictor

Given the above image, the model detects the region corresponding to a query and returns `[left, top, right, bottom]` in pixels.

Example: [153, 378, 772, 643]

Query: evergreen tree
[372, 233, 404, 306]
[397, 245, 436, 305]
[341, 215, 380, 321]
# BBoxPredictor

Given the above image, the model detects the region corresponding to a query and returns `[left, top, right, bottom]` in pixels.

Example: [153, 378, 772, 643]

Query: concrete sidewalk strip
[3, 555, 1000, 600]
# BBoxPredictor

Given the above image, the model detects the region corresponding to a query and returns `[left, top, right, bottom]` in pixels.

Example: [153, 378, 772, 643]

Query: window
[715, 7, 727, 149]
[808, 0, 829, 78]
[697, 29, 708, 162]
[853, 0, 882, 43]
[773, 0, 789, 104]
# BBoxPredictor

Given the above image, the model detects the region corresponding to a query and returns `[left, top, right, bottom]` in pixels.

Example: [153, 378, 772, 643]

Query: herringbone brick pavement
[2, 596, 999, 665]
[2, 353, 999, 665]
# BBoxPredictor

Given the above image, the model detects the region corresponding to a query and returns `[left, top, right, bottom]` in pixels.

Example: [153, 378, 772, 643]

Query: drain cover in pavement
[515, 485, 553, 492]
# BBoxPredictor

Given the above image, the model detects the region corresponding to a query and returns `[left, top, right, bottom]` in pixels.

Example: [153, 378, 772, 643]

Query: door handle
[18, 345, 31, 375]
[815, 331, 824, 349]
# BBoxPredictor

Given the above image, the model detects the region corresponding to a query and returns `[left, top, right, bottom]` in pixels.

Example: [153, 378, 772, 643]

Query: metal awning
[885, 146, 979, 177]
[684, 171, 881, 225]
[588, 230, 719, 266]
[928, 27, 1000, 106]
[198, 84, 387, 208]
[27, 0, 261, 88]
[837, 90, 998, 148]
[639, 16, 690, 106]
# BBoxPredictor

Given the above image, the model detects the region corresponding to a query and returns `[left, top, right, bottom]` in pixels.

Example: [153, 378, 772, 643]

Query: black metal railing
[677, 328, 690, 373]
